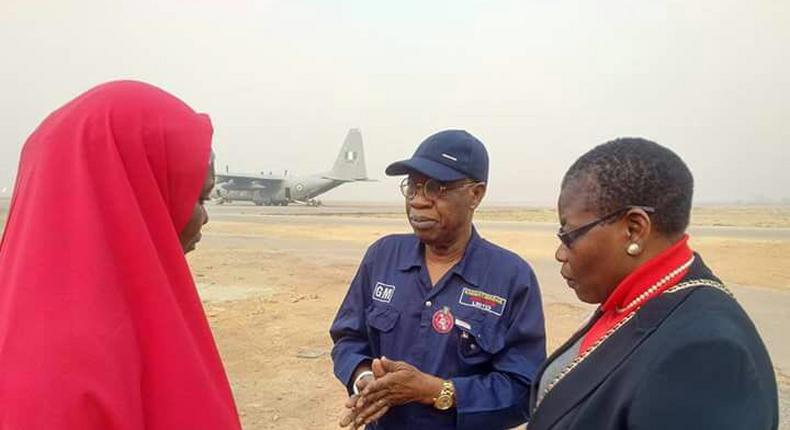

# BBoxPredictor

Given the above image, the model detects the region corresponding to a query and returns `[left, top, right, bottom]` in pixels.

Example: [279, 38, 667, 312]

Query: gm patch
[372, 282, 396, 303]
[458, 288, 507, 316]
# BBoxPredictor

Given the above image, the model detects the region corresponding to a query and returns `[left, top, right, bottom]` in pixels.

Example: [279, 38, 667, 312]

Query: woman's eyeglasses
[399, 177, 479, 201]
[557, 206, 655, 248]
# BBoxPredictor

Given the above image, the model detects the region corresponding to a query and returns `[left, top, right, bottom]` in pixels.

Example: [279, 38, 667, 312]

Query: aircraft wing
[319, 175, 377, 182]
[215, 173, 285, 190]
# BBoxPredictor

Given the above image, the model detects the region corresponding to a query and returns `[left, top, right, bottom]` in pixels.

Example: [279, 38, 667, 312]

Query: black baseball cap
[385, 130, 489, 182]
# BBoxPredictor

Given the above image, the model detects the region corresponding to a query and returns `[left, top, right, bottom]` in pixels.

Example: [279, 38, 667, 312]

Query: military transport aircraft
[213, 129, 371, 206]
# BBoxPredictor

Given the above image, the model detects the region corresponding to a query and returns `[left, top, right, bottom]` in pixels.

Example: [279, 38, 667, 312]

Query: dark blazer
[527, 255, 778, 430]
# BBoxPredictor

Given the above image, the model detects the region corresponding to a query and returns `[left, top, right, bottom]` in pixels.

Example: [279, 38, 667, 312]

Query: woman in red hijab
[0, 81, 241, 429]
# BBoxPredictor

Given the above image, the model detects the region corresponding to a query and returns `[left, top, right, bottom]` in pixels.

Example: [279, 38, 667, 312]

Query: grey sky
[1, 0, 788, 205]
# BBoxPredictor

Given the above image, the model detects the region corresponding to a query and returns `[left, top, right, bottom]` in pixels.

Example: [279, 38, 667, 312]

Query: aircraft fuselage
[215, 174, 346, 206]
[212, 128, 369, 206]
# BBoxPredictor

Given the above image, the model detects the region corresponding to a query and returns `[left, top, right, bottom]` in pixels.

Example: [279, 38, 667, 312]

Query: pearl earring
[626, 243, 641, 256]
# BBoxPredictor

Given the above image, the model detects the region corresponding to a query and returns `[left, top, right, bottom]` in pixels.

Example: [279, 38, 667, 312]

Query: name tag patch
[458, 288, 507, 316]
[372, 282, 396, 303]
[454, 317, 472, 331]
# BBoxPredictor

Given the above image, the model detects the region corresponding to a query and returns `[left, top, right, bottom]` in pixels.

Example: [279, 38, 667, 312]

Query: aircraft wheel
[252, 190, 266, 206]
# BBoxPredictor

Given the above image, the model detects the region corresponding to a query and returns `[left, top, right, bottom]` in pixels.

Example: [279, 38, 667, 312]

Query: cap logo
[441, 153, 458, 162]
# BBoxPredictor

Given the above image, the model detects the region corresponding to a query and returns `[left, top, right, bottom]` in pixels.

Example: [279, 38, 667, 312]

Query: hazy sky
[1, 0, 788, 205]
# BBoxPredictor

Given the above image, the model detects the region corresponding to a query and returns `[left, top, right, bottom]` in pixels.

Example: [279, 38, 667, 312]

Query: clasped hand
[338, 357, 443, 429]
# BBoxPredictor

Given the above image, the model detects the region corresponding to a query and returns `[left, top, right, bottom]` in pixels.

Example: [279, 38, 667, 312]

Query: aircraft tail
[328, 128, 368, 181]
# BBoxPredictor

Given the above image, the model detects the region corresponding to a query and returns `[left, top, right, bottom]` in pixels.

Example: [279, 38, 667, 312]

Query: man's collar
[398, 226, 484, 288]
[397, 237, 424, 271]
[451, 227, 483, 288]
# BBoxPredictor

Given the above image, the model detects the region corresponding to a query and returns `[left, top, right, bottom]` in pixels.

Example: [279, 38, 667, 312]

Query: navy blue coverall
[330, 228, 546, 429]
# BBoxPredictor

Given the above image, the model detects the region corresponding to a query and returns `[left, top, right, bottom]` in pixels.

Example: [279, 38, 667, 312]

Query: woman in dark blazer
[527, 138, 778, 429]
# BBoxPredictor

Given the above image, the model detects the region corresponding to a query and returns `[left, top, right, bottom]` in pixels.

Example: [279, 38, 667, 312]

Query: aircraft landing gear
[212, 189, 231, 205]
[252, 190, 266, 206]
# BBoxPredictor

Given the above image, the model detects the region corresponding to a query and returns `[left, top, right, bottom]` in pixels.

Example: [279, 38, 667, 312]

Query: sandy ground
[1, 201, 789, 428]
[189, 229, 592, 430]
[183, 204, 790, 430]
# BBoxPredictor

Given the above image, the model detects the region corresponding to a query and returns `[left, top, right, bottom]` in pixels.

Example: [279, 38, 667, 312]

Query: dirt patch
[191, 248, 352, 430]
[690, 237, 790, 291]
[194, 249, 591, 430]
[191, 216, 789, 429]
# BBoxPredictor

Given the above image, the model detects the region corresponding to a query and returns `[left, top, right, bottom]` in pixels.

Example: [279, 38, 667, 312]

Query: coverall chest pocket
[366, 304, 400, 332]
[455, 311, 506, 367]
[365, 304, 401, 357]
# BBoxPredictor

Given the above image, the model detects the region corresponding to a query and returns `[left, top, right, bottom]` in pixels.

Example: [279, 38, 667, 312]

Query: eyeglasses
[557, 205, 655, 248]
[399, 177, 479, 201]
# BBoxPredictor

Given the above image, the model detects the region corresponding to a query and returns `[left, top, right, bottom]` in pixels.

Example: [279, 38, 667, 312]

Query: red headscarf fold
[0, 81, 241, 429]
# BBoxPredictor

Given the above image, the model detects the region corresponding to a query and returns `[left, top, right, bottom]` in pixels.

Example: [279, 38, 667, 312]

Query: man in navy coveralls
[330, 130, 546, 430]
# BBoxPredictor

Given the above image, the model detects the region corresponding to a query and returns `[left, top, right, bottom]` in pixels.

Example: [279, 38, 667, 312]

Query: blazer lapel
[529, 286, 696, 430]
[529, 309, 600, 413]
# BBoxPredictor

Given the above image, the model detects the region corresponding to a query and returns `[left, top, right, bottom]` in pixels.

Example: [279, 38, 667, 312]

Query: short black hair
[561, 137, 694, 236]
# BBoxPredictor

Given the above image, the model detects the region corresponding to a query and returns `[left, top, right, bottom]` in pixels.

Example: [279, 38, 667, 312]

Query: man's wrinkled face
[180, 161, 215, 254]
[404, 172, 483, 246]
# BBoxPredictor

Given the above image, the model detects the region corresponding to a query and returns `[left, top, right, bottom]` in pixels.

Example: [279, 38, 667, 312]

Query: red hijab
[0, 81, 241, 429]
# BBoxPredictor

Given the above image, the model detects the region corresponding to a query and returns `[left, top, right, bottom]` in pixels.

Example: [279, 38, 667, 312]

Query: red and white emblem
[432, 307, 454, 334]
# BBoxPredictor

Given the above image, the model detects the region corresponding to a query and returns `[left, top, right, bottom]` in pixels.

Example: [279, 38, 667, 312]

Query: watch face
[435, 394, 453, 410]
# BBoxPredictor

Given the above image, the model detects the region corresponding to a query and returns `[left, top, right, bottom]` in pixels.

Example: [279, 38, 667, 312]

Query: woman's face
[555, 180, 632, 304]
[179, 161, 215, 254]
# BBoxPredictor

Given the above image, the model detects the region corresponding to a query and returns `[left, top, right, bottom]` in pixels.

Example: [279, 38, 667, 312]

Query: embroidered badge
[458, 287, 507, 316]
[432, 307, 454, 334]
[372, 282, 396, 303]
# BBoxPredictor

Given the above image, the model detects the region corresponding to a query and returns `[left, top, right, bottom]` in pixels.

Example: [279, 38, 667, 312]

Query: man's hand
[353, 357, 444, 426]
[339, 394, 360, 428]
[341, 392, 390, 429]
[341, 359, 391, 428]
[340, 393, 387, 429]
[339, 363, 378, 428]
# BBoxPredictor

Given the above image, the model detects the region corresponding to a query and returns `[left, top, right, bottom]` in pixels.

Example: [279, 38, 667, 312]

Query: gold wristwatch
[433, 380, 455, 411]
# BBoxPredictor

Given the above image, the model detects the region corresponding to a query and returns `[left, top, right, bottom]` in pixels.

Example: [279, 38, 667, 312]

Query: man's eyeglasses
[399, 177, 479, 201]
[557, 205, 655, 248]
